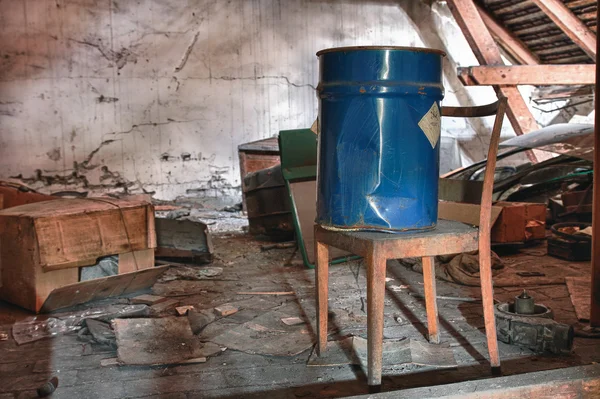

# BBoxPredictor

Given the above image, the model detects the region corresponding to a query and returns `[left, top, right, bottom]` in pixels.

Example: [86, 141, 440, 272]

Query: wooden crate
[0, 198, 157, 312]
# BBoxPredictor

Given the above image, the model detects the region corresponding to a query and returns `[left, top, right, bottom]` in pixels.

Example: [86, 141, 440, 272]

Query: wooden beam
[476, 5, 540, 65]
[447, 0, 540, 156]
[447, 0, 503, 66]
[590, 5, 600, 327]
[530, 0, 597, 60]
[458, 65, 596, 86]
[532, 85, 594, 103]
[358, 364, 600, 399]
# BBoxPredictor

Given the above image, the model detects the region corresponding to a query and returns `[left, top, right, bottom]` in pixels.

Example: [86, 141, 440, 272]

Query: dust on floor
[0, 234, 597, 398]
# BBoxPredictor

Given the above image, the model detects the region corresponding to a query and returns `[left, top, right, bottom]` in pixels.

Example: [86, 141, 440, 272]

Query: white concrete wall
[0, 0, 543, 203]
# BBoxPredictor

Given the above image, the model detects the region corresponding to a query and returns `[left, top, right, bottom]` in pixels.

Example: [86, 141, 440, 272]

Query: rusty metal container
[316, 46, 445, 233]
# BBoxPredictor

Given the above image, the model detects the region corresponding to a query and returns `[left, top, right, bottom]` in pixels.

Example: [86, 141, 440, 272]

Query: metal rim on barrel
[316, 45, 446, 57]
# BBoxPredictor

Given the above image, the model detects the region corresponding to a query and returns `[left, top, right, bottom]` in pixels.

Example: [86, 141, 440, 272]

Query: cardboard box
[491, 201, 531, 243]
[0, 198, 159, 312]
[522, 202, 547, 240]
[439, 200, 546, 243]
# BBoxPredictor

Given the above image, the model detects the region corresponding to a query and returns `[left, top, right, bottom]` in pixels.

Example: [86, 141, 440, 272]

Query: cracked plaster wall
[0, 0, 544, 203]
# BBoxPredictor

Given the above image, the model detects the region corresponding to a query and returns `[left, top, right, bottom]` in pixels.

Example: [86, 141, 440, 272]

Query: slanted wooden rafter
[446, 0, 538, 163]
[476, 4, 540, 66]
[458, 64, 596, 86]
[529, 0, 596, 60]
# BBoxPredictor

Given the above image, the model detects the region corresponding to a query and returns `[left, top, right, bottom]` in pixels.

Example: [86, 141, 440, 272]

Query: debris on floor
[176, 305, 196, 316]
[214, 304, 239, 316]
[12, 304, 149, 345]
[0, 213, 598, 397]
[80, 255, 119, 281]
[78, 318, 117, 349]
[261, 241, 297, 251]
[158, 266, 225, 282]
[402, 251, 504, 286]
[548, 222, 592, 261]
[188, 309, 217, 334]
[36, 376, 59, 398]
[155, 218, 213, 264]
[130, 294, 168, 305]
[402, 250, 564, 286]
[149, 299, 180, 315]
[495, 291, 573, 354]
[112, 317, 206, 365]
[566, 276, 591, 322]
[307, 336, 457, 369]
[210, 309, 314, 356]
[281, 317, 305, 326]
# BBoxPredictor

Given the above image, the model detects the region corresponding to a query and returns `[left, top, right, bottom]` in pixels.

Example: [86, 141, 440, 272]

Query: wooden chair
[314, 96, 508, 391]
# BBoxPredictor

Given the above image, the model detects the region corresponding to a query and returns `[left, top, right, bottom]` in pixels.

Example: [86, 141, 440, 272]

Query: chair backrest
[442, 96, 509, 283]
[440, 96, 508, 228]
[278, 129, 318, 181]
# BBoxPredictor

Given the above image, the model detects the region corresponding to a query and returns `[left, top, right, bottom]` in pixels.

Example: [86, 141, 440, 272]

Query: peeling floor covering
[0, 234, 598, 398]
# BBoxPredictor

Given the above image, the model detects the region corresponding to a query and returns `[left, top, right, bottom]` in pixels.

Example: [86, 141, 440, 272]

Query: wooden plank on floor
[349, 363, 600, 398]
[566, 276, 591, 322]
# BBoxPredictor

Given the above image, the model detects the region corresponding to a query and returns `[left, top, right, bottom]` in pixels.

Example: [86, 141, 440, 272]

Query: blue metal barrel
[316, 46, 445, 233]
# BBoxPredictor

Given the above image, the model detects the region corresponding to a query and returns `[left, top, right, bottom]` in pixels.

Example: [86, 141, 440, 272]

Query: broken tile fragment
[131, 294, 168, 305]
[188, 309, 216, 334]
[210, 309, 314, 356]
[214, 304, 239, 317]
[176, 305, 195, 316]
[281, 317, 305, 326]
[150, 299, 180, 315]
[100, 357, 120, 367]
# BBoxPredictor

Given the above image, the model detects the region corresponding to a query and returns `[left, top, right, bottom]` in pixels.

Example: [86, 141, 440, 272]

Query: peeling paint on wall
[0, 0, 532, 204]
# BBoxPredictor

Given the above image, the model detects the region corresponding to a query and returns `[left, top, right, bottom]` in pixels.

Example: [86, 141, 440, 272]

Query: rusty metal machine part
[495, 292, 573, 355]
[514, 290, 535, 315]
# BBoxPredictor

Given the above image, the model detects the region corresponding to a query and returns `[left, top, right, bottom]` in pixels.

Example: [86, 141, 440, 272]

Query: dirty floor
[0, 234, 597, 398]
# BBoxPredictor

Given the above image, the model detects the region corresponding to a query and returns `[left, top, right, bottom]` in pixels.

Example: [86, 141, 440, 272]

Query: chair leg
[366, 249, 387, 389]
[315, 239, 329, 356]
[422, 256, 440, 344]
[480, 248, 501, 372]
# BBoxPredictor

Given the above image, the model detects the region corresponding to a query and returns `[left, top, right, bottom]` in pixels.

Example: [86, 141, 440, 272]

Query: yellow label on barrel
[418, 102, 441, 149]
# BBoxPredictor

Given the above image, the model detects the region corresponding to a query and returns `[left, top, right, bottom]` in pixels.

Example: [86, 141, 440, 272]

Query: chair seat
[315, 219, 478, 259]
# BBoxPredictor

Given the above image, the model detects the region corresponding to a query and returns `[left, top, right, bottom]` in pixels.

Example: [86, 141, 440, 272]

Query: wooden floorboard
[0, 235, 597, 398]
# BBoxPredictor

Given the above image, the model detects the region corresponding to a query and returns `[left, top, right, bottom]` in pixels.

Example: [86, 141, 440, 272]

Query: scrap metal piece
[495, 302, 573, 355]
[514, 290, 535, 315]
